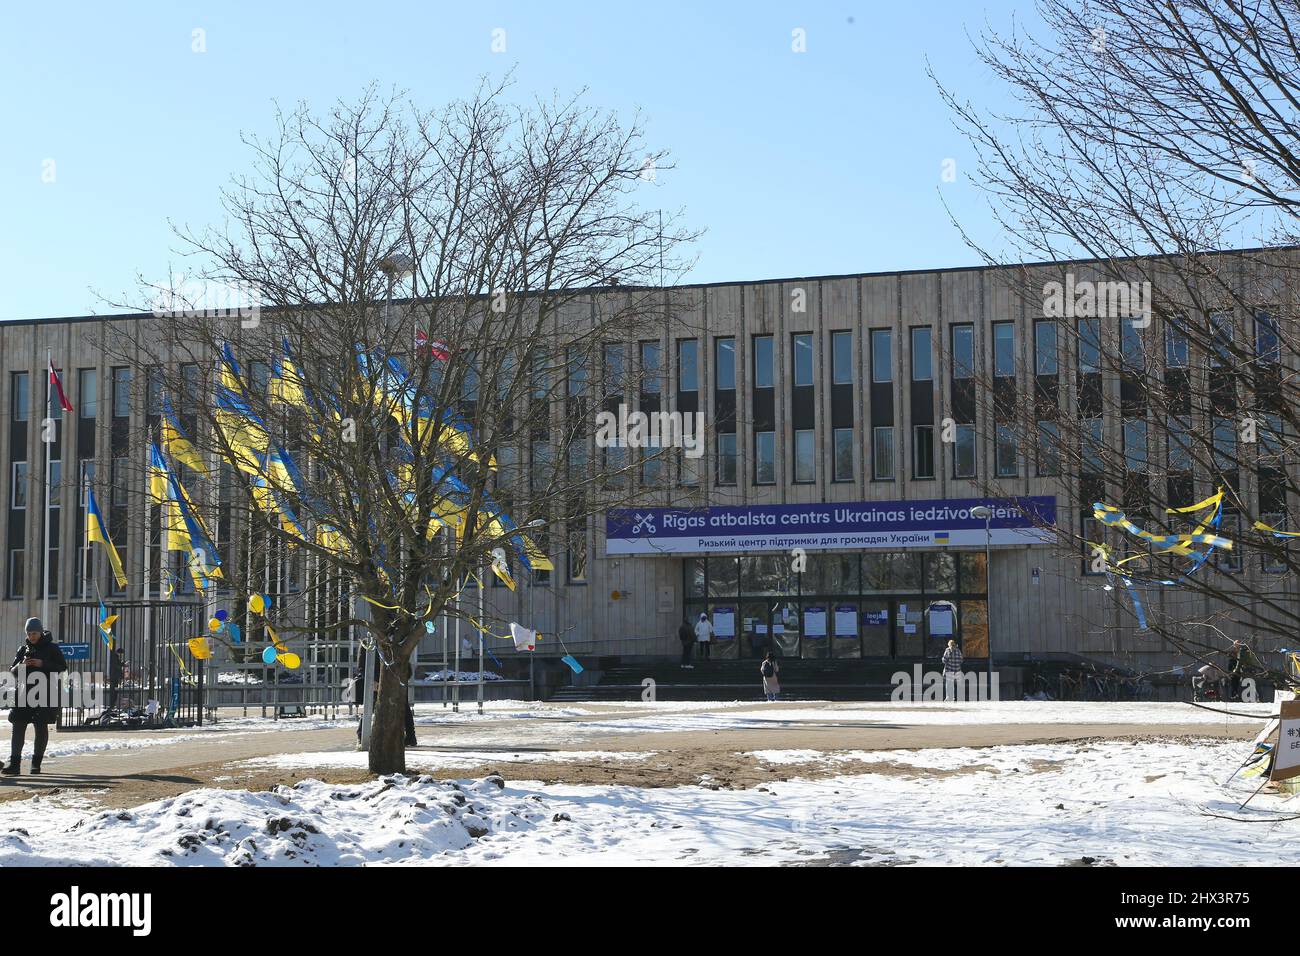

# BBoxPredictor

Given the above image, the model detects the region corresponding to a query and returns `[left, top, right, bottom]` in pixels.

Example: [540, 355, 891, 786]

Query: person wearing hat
[694, 612, 714, 661]
[3, 618, 67, 775]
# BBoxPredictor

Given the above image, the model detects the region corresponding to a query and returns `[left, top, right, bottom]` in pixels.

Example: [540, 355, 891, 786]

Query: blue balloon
[425, 621, 435, 634]
[262, 646, 278, 664]
[215, 609, 228, 622]
[229, 623, 242, 644]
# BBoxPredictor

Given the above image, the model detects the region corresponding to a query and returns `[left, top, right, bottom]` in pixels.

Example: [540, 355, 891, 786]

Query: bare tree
[102, 82, 697, 772]
[935, 0, 1300, 691]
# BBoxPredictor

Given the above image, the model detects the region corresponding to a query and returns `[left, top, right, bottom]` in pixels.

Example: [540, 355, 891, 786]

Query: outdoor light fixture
[377, 253, 415, 278]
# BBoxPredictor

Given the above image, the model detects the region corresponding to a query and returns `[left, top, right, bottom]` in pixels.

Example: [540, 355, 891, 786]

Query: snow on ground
[420, 670, 505, 682]
[0, 737, 1292, 865]
[444, 700, 1273, 739]
[33, 699, 1270, 763]
[242, 750, 656, 771]
[20, 733, 214, 760]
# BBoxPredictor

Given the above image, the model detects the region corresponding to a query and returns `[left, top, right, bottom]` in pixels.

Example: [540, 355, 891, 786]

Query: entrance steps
[547, 658, 934, 702]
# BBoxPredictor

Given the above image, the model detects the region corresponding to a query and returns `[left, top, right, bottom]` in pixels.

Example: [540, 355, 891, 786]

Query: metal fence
[57, 600, 206, 728]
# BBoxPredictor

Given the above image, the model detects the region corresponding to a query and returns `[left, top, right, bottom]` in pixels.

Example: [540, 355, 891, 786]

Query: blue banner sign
[58, 643, 91, 661]
[606, 496, 1056, 556]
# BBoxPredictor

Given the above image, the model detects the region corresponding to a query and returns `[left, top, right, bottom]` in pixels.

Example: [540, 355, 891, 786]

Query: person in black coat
[104, 646, 126, 712]
[677, 617, 695, 668]
[3, 618, 67, 776]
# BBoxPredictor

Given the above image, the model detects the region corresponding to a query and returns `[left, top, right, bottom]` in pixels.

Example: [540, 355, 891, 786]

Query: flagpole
[142, 425, 152, 693]
[81, 467, 90, 599]
[42, 348, 52, 628]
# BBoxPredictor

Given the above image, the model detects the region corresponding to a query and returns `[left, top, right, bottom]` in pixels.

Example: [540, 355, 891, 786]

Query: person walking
[1227, 640, 1246, 702]
[105, 646, 125, 713]
[760, 652, 780, 702]
[941, 639, 964, 701]
[4, 618, 67, 776]
[694, 612, 714, 661]
[677, 616, 695, 669]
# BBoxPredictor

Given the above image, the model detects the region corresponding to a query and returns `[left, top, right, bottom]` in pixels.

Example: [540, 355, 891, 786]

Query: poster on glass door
[834, 605, 858, 636]
[804, 605, 827, 637]
[712, 607, 735, 638]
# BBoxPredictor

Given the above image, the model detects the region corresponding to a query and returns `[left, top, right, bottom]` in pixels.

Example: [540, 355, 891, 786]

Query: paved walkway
[0, 701, 1260, 807]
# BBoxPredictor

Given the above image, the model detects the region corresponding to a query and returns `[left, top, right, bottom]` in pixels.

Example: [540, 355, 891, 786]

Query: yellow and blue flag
[86, 488, 128, 588]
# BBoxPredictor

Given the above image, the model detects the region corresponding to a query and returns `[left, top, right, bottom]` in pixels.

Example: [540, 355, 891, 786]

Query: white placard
[713, 607, 735, 638]
[834, 605, 858, 637]
[928, 606, 954, 637]
[804, 606, 827, 637]
[1272, 701, 1300, 781]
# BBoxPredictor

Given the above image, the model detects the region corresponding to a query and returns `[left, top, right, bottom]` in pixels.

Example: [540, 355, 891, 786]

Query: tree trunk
[368, 652, 411, 775]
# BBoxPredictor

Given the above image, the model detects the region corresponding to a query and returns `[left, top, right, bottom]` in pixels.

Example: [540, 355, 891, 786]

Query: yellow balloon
[278, 652, 301, 670]
[208, 617, 222, 632]
[187, 637, 212, 660]
[249, 594, 265, 614]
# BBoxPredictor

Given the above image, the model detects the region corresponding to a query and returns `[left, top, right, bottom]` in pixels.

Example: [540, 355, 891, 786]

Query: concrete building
[2, 253, 1295, 699]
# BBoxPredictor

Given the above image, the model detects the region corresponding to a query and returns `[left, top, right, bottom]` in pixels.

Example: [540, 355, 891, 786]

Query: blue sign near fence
[605, 496, 1057, 555]
[58, 643, 91, 661]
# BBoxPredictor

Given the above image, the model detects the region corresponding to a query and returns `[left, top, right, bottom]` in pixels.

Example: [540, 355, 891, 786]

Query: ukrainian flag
[86, 488, 128, 588]
[161, 397, 208, 476]
[935, 531, 950, 544]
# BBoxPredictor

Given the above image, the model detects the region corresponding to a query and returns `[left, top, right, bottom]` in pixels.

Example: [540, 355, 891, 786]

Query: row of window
[8, 368, 132, 423]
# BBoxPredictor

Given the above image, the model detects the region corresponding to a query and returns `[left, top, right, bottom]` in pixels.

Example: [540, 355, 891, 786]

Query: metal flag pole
[80, 466, 91, 600]
[478, 556, 485, 715]
[142, 424, 153, 706]
[42, 348, 53, 628]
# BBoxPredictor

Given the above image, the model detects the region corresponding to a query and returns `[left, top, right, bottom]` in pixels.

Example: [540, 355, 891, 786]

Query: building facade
[1, 256, 1295, 677]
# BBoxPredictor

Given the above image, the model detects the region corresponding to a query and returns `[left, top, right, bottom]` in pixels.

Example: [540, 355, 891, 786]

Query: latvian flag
[415, 329, 451, 361]
[48, 360, 73, 413]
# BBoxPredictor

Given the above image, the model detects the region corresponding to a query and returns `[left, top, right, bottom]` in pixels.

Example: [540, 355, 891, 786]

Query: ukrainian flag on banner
[161, 396, 208, 476]
[86, 488, 128, 588]
[214, 387, 268, 475]
[268, 339, 311, 411]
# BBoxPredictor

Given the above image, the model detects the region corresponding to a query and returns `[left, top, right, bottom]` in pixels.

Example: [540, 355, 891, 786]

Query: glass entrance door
[860, 600, 891, 657]
[895, 597, 925, 657]
[739, 601, 770, 659]
[771, 599, 800, 657]
[831, 601, 861, 658]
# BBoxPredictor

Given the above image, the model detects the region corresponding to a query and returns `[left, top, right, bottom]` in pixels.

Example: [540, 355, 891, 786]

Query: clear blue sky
[0, 1, 1023, 321]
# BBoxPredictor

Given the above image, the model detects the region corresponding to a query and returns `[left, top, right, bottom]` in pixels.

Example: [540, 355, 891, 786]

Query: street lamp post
[970, 505, 994, 690]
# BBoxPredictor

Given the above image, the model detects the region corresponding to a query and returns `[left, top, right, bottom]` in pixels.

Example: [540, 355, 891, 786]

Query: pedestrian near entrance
[4, 618, 67, 776]
[760, 652, 780, 701]
[941, 639, 964, 701]
[694, 612, 714, 661]
[106, 646, 126, 712]
[677, 616, 695, 668]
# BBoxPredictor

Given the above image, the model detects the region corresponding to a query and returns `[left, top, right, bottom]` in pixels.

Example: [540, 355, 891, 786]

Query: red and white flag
[48, 360, 73, 413]
[415, 329, 451, 361]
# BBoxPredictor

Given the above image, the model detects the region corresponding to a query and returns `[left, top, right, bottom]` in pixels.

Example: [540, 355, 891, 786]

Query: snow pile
[243, 749, 655, 772]
[218, 672, 265, 685]
[0, 774, 554, 867]
[0, 739, 1293, 865]
[421, 670, 505, 682]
